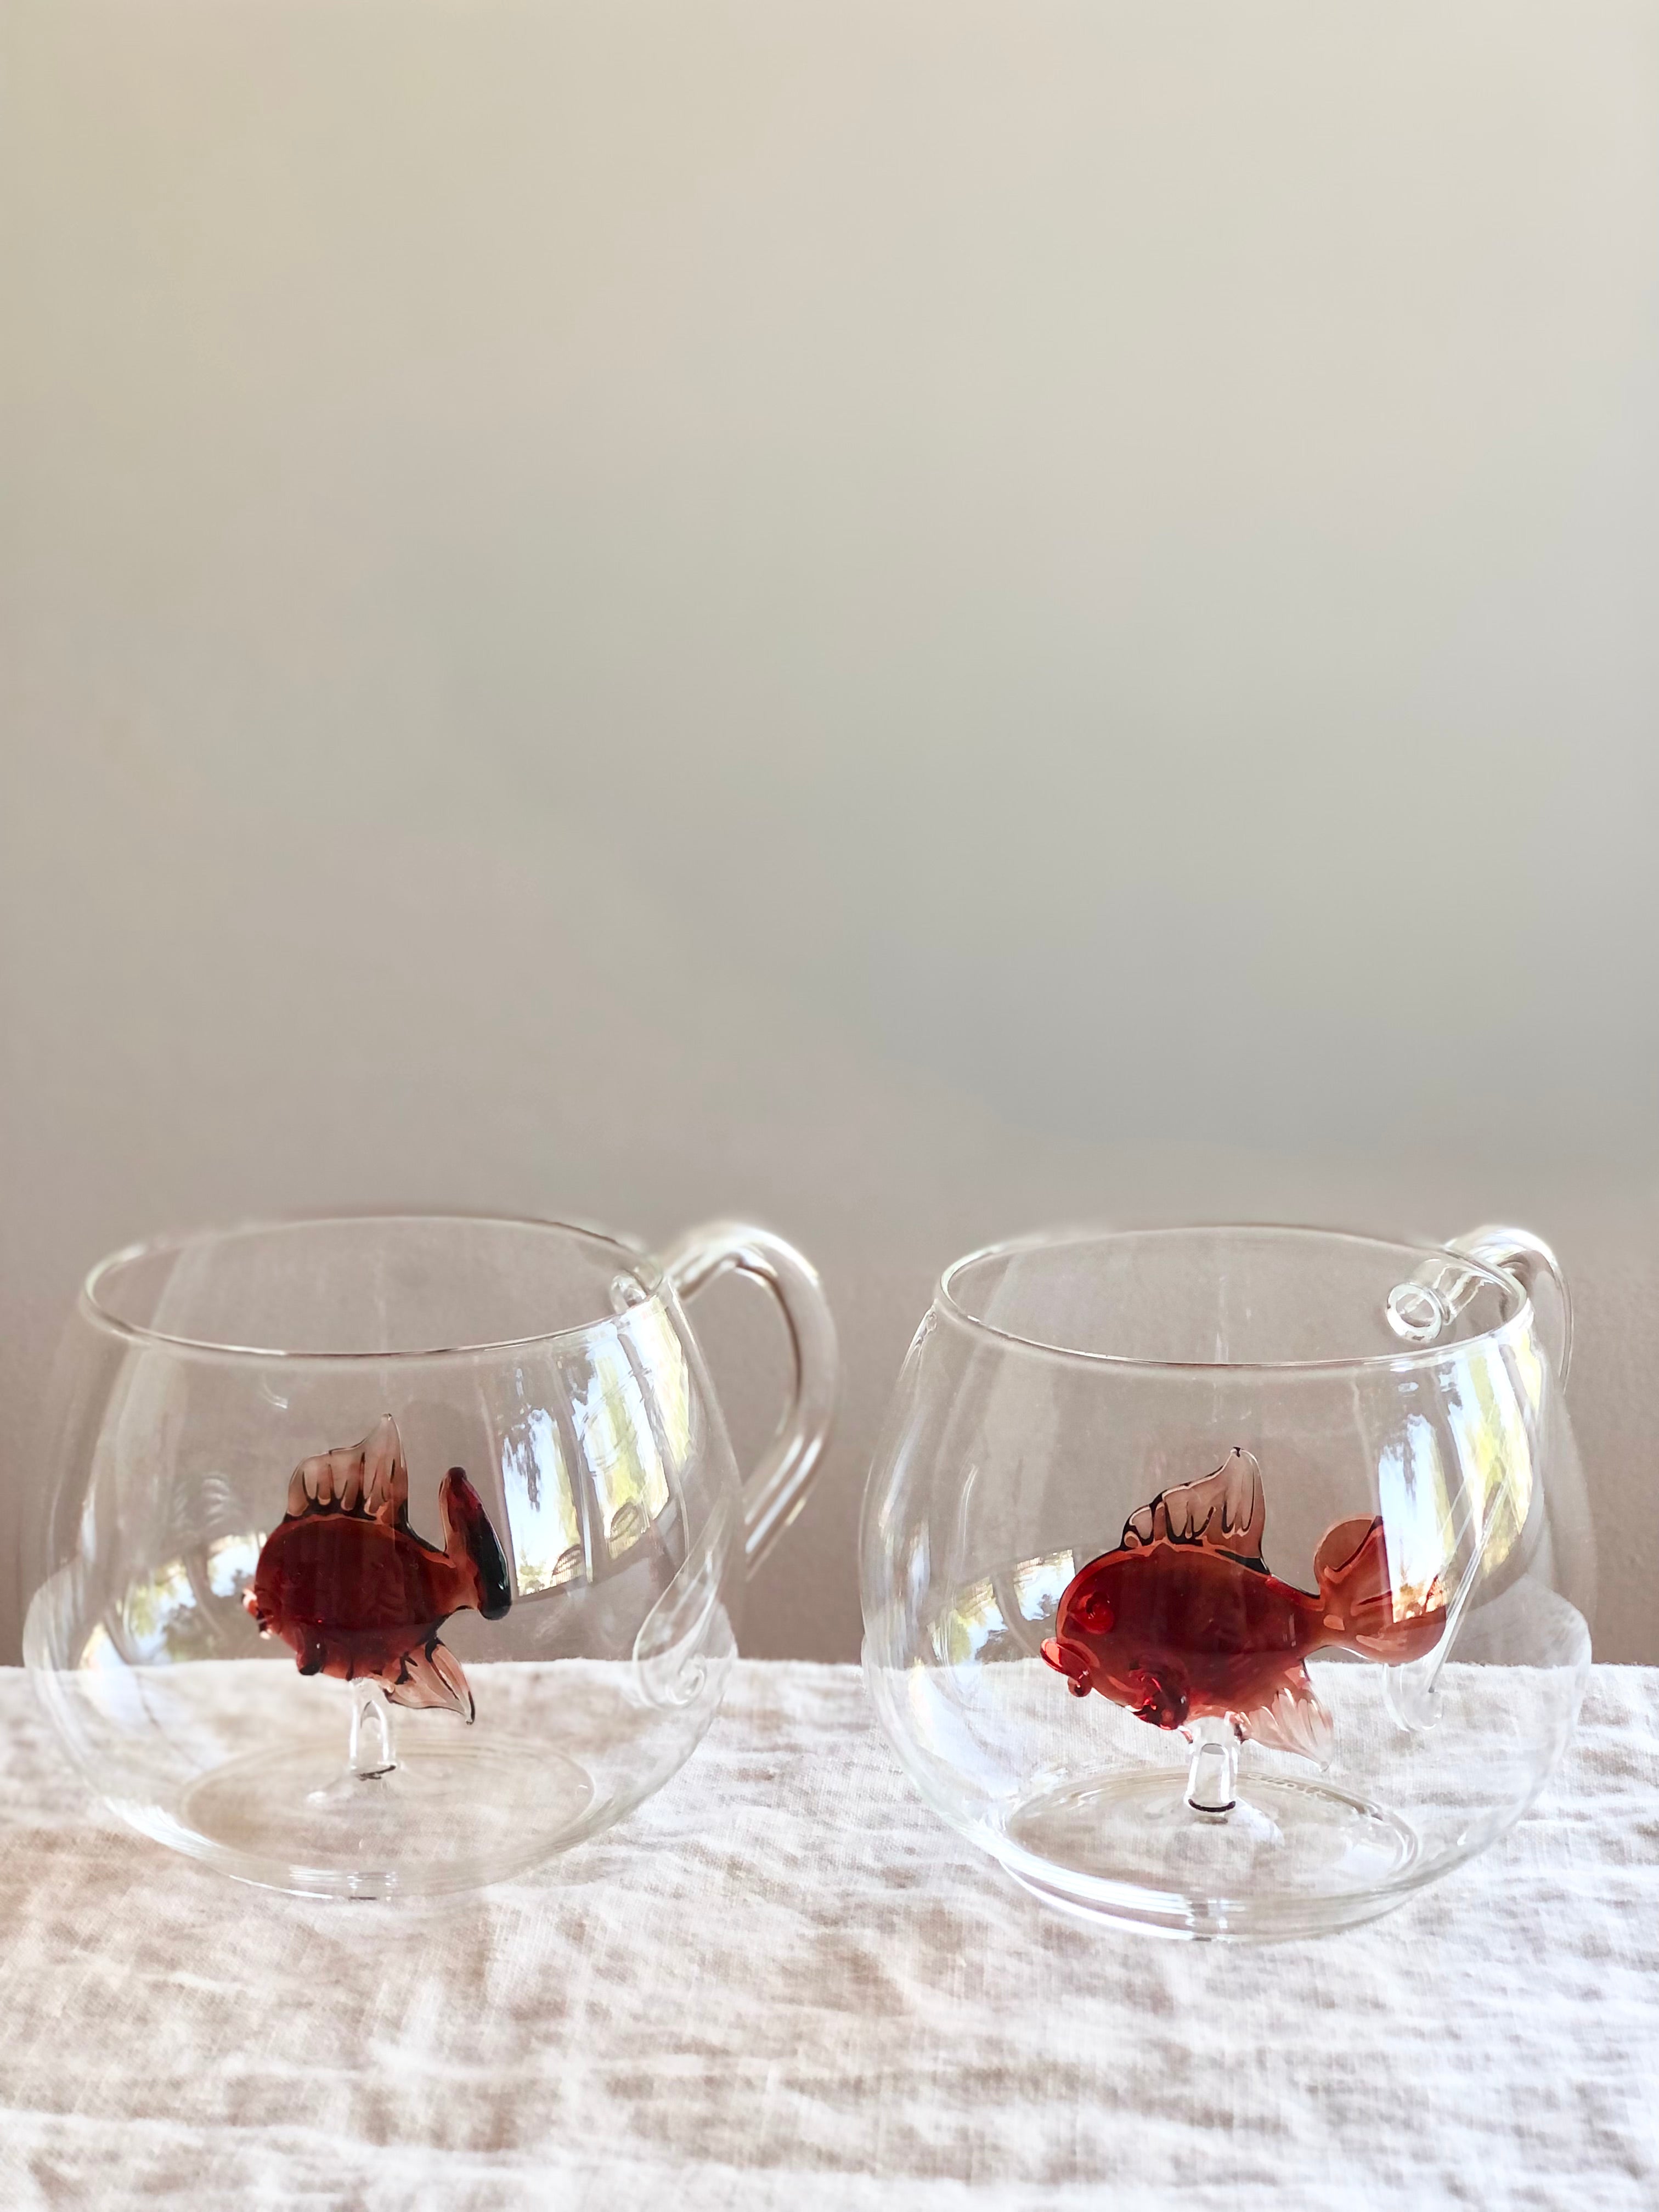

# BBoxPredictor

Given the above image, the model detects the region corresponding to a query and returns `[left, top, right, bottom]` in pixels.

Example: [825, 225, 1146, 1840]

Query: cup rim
[80, 1209, 665, 1362]
[935, 1221, 1534, 1374]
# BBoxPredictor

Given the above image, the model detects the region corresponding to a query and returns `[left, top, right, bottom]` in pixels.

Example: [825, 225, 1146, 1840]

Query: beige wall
[4, 0, 1657, 1661]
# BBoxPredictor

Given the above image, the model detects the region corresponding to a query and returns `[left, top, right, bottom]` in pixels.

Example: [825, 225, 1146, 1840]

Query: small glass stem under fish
[347, 1683, 396, 1781]
[1185, 1718, 1238, 1819]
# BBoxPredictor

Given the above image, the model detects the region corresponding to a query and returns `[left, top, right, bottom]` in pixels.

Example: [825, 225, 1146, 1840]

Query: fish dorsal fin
[1121, 1448, 1266, 1570]
[1234, 1666, 1334, 1768]
[285, 1414, 409, 1527]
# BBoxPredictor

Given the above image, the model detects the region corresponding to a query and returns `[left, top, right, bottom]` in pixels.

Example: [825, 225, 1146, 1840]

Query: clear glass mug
[860, 1223, 1593, 1941]
[22, 1212, 838, 1899]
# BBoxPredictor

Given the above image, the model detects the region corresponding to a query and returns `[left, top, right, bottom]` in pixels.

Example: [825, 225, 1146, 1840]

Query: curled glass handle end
[660, 1221, 840, 1573]
[1387, 1223, 1571, 1385]
[1444, 1223, 1572, 1386]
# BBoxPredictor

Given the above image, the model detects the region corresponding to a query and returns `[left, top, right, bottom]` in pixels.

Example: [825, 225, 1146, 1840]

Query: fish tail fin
[439, 1469, 513, 1621]
[1315, 1515, 1445, 1661]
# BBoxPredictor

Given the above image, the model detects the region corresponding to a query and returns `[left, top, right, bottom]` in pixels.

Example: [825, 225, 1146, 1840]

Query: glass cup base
[1000, 1765, 1421, 1942]
[167, 1731, 599, 1899]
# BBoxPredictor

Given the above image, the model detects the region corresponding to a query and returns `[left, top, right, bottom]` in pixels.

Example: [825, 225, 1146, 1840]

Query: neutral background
[3, 0, 1656, 1665]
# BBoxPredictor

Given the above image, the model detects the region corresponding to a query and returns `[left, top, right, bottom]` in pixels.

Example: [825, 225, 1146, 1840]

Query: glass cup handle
[1386, 1223, 1572, 1385]
[1380, 1223, 1572, 1739]
[659, 1220, 840, 1573]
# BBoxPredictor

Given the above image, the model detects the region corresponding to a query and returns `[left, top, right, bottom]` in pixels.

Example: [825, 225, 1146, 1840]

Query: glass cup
[22, 1212, 837, 1899]
[860, 1223, 1593, 1941]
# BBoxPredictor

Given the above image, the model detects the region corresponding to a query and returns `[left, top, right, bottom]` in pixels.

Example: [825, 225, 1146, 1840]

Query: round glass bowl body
[860, 1224, 1593, 1942]
[24, 1213, 836, 1899]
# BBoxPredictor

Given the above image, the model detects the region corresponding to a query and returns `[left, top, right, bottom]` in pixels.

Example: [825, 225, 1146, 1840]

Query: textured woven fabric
[0, 1662, 1654, 2210]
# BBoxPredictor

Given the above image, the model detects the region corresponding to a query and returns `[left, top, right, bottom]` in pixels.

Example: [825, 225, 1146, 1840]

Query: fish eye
[1079, 1589, 1114, 1633]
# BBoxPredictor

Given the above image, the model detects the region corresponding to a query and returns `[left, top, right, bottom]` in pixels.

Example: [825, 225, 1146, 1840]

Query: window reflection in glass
[574, 1324, 670, 1559]
[938, 1576, 1002, 1667]
[205, 1532, 261, 1600]
[1377, 1414, 1457, 1616]
[1011, 1550, 1076, 1630]
[1510, 1328, 1545, 1421]
[500, 1407, 585, 1595]
[1445, 1344, 1535, 1577]
[121, 1557, 210, 1663]
[624, 1300, 693, 1472]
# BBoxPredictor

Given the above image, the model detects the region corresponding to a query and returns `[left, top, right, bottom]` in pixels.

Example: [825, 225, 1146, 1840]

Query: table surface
[1, 1662, 1655, 2210]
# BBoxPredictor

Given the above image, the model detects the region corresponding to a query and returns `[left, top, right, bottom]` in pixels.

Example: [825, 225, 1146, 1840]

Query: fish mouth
[1041, 1638, 1093, 1697]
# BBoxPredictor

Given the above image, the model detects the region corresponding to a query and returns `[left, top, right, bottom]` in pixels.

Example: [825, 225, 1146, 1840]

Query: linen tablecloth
[0, 1662, 1654, 2210]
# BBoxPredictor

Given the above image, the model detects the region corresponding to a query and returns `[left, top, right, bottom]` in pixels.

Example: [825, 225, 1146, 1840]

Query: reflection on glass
[1446, 1345, 1535, 1576]
[1011, 1550, 1075, 1628]
[205, 1532, 262, 1600]
[626, 1301, 693, 1471]
[938, 1576, 1001, 1667]
[1511, 1328, 1545, 1420]
[121, 1557, 210, 1663]
[932, 1550, 1079, 1670]
[574, 1325, 670, 1558]
[1377, 1414, 1457, 1616]
[500, 1408, 585, 1595]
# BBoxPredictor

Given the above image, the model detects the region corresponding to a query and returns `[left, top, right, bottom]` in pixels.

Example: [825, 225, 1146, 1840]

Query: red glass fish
[245, 1416, 511, 1722]
[1040, 1448, 1446, 1762]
